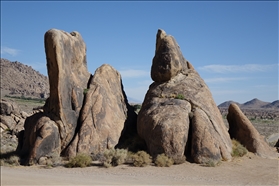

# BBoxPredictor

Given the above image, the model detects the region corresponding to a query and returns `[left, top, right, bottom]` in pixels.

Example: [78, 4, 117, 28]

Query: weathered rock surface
[20, 113, 60, 164]
[138, 29, 232, 163]
[44, 29, 91, 149]
[19, 29, 91, 164]
[151, 29, 189, 83]
[227, 103, 278, 159]
[65, 64, 137, 157]
[138, 97, 191, 158]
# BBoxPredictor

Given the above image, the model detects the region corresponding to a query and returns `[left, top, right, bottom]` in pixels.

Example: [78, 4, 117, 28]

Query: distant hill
[262, 100, 279, 109]
[218, 101, 241, 108]
[242, 98, 270, 109]
[218, 98, 279, 110]
[0, 58, 49, 98]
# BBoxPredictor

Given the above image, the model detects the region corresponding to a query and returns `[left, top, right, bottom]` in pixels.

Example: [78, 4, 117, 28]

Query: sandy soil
[1, 153, 278, 186]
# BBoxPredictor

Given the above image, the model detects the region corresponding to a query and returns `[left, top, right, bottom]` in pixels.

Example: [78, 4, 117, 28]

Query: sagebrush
[101, 148, 128, 168]
[155, 153, 174, 167]
[231, 139, 248, 157]
[132, 151, 152, 167]
[65, 153, 92, 168]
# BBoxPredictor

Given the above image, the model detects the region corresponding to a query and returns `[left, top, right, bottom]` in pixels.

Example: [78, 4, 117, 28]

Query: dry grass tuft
[231, 139, 248, 157]
[155, 153, 174, 167]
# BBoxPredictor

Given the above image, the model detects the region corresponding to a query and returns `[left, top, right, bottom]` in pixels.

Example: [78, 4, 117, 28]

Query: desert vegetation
[65, 153, 92, 168]
[131, 151, 152, 167]
[231, 139, 248, 157]
[154, 153, 174, 167]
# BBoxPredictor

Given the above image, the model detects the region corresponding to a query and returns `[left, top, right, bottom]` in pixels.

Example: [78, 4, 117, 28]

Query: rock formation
[0, 99, 26, 136]
[44, 29, 91, 149]
[0, 99, 27, 155]
[65, 64, 137, 157]
[19, 29, 137, 164]
[137, 29, 232, 164]
[20, 29, 90, 164]
[227, 103, 278, 159]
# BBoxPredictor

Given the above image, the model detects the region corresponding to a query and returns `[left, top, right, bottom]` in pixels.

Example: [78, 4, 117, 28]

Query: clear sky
[1, 1, 278, 105]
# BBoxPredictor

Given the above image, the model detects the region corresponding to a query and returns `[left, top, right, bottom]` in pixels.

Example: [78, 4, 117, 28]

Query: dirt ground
[1, 152, 278, 186]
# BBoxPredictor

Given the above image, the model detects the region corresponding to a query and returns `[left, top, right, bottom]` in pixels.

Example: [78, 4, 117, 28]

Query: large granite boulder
[20, 112, 60, 165]
[227, 103, 278, 159]
[138, 29, 232, 164]
[44, 29, 91, 149]
[65, 64, 137, 157]
[20, 29, 91, 164]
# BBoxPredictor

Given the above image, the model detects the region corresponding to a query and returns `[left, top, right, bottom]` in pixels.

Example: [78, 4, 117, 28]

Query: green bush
[175, 94, 185, 100]
[132, 151, 152, 167]
[133, 104, 142, 111]
[231, 139, 248, 157]
[65, 153, 92, 168]
[155, 154, 174, 167]
[101, 148, 128, 168]
[83, 88, 89, 94]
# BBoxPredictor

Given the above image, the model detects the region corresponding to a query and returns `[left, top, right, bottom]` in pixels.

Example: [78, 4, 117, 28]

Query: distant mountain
[242, 98, 270, 109]
[218, 98, 279, 110]
[262, 100, 279, 109]
[0, 58, 49, 98]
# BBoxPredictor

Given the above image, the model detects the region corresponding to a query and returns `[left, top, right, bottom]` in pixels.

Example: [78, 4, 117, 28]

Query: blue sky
[1, 1, 278, 105]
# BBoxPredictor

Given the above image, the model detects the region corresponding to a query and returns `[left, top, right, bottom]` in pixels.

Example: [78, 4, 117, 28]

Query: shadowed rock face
[227, 103, 278, 159]
[65, 64, 137, 157]
[138, 29, 232, 164]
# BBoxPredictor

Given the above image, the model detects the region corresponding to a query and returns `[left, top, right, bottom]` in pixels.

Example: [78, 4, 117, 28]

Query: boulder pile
[0, 99, 28, 154]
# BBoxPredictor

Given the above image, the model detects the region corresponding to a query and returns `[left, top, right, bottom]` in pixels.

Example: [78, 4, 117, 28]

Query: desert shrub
[83, 88, 89, 94]
[0, 155, 20, 166]
[132, 151, 152, 167]
[175, 94, 185, 100]
[202, 160, 221, 167]
[0, 150, 20, 167]
[65, 153, 92, 168]
[155, 154, 174, 167]
[231, 139, 248, 157]
[101, 148, 128, 168]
